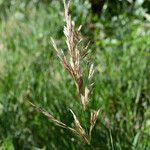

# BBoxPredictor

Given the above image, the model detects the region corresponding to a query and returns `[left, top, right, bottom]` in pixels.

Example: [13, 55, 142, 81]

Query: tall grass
[0, 0, 150, 149]
[29, 0, 99, 144]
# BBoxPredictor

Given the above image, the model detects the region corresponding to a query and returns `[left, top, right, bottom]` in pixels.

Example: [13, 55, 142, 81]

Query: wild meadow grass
[0, 0, 150, 149]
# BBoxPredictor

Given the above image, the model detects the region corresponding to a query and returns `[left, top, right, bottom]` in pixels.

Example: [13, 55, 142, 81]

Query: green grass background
[0, 0, 150, 149]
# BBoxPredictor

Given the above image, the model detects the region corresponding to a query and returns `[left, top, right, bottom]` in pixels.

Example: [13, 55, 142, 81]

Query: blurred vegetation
[0, 0, 150, 149]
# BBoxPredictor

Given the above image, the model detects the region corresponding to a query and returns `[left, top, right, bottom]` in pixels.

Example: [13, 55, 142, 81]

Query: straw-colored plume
[28, 0, 100, 145]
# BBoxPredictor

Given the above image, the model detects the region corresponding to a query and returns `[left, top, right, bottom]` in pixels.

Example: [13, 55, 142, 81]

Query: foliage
[0, 0, 150, 149]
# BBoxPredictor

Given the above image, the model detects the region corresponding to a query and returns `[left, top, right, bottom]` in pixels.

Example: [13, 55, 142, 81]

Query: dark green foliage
[0, 0, 150, 149]
[90, 0, 150, 17]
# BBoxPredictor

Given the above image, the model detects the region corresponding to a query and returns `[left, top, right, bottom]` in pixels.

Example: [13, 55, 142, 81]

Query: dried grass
[28, 0, 100, 144]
